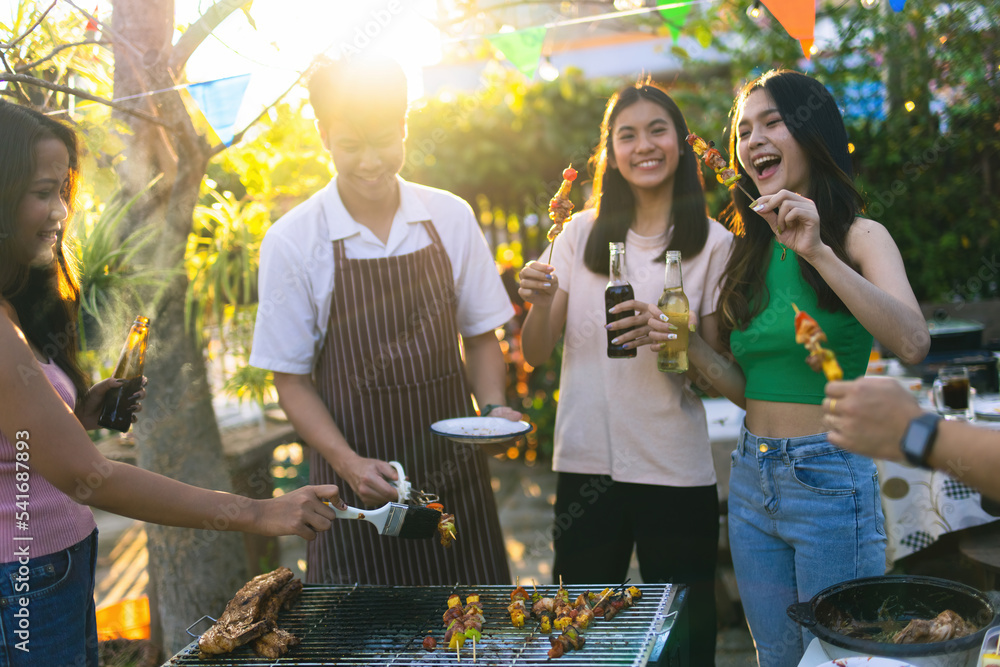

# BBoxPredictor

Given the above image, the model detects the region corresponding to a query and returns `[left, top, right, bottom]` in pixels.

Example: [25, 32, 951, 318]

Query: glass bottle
[657, 251, 689, 373]
[605, 242, 637, 359]
[98, 316, 150, 433]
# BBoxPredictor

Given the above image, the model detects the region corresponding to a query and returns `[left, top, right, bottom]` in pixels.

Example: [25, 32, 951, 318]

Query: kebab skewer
[443, 593, 484, 661]
[508, 580, 530, 628]
[426, 502, 456, 548]
[545, 166, 578, 263]
[792, 304, 843, 381]
[686, 131, 789, 260]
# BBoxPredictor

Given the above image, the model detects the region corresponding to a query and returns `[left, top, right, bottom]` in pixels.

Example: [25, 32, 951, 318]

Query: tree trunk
[110, 0, 249, 655]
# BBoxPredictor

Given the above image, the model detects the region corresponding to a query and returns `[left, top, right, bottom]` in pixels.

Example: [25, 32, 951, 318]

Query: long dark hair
[717, 69, 864, 348]
[583, 79, 709, 275]
[0, 101, 89, 398]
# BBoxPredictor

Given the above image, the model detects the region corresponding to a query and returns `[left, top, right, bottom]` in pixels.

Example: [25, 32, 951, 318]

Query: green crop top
[730, 241, 872, 405]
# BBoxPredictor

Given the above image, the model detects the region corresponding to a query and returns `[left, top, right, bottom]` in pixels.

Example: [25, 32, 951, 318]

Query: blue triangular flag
[187, 74, 251, 147]
[889, 0, 905, 10]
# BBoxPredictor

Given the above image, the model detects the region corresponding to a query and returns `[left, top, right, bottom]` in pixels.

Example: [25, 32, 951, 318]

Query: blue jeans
[0, 529, 99, 667]
[728, 424, 886, 667]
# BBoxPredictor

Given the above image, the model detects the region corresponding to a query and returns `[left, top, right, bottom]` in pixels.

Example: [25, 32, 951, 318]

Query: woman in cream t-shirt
[518, 79, 732, 666]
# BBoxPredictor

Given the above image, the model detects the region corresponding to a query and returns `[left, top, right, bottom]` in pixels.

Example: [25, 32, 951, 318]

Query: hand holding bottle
[639, 304, 681, 350]
[518, 261, 559, 308]
[76, 375, 148, 431]
[606, 298, 655, 352]
[99, 316, 150, 433]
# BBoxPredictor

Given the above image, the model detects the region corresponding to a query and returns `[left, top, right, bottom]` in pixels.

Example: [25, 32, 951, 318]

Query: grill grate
[161, 583, 680, 666]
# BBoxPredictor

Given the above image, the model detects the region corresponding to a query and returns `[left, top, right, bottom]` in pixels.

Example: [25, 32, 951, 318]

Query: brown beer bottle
[98, 316, 149, 433]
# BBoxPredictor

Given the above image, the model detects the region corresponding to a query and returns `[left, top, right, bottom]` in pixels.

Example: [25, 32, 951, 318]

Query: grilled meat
[892, 609, 976, 644]
[250, 578, 303, 658]
[252, 627, 300, 659]
[198, 567, 302, 658]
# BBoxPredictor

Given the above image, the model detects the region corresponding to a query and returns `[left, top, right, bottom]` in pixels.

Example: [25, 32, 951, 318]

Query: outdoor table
[877, 395, 1000, 567]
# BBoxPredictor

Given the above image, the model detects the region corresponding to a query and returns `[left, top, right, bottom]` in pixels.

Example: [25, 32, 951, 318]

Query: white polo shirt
[250, 176, 515, 375]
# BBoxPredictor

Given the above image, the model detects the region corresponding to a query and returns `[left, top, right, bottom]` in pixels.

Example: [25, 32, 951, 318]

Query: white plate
[430, 417, 533, 445]
[815, 658, 917, 667]
[975, 394, 1000, 421]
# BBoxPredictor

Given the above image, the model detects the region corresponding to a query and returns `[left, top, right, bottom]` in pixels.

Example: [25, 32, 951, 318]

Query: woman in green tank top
[641, 69, 929, 667]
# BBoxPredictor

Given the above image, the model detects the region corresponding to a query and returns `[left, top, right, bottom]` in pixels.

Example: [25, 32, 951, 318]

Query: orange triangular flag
[759, 0, 815, 58]
[85, 6, 98, 32]
[799, 38, 814, 58]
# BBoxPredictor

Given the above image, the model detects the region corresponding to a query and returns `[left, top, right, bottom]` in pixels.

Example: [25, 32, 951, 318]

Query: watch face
[902, 414, 939, 468]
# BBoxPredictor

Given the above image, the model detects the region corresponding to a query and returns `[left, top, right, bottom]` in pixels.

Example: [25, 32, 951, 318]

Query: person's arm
[272, 372, 398, 506]
[517, 261, 568, 368]
[462, 331, 519, 416]
[754, 192, 929, 364]
[0, 316, 342, 540]
[461, 331, 525, 455]
[824, 377, 1000, 502]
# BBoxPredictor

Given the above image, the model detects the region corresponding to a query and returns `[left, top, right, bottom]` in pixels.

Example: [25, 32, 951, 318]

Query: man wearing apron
[250, 57, 518, 585]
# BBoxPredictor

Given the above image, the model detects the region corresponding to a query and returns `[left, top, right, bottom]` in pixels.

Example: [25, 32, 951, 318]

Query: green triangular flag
[657, 0, 692, 43]
[486, 26, 547, 80]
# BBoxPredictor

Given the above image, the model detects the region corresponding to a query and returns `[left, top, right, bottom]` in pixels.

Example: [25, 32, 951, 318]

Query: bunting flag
[889, 0, 906, 11]
[486, 26, 547, 80]
[187, 74, 251, 147]
[657, 0, 692, 43]
[759, 0, 816, 58]
[85, 6, 99, 32]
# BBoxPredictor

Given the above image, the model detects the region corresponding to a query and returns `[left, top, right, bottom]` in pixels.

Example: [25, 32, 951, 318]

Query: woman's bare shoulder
[846, 216, 896, 255]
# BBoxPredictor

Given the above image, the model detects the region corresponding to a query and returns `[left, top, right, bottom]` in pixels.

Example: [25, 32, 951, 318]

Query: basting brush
[328, 501, 441, 539]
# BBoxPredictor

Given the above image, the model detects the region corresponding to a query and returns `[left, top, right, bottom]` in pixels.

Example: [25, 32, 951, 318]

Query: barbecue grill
[162, 583, 685, 666]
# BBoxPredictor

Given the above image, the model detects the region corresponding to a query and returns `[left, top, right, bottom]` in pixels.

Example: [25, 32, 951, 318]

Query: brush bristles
[397, 505, 442, 539]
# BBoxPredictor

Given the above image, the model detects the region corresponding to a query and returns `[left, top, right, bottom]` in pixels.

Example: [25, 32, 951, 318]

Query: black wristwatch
[900, 413, 940, 469]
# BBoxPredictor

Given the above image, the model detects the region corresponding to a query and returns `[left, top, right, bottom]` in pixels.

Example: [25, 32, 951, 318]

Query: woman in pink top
[517, 79, 733, 665]
[0, 102, 345, 666]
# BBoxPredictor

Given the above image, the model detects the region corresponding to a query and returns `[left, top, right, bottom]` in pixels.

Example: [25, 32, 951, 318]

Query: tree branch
[0, 73, 168, 126]
[0, 1, 57, 49]
[171, 0, 250, 73]
[17, 39, 110, 72]
[58, 0, 146, 62]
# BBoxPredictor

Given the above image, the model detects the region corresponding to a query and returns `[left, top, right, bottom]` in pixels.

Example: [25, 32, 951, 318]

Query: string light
[860, 0, 880, 9]
[746, 0, 762, 19]
[614, 0, 645, 10]
[538, 56, 560, 81]
[904, 100, 916, 112]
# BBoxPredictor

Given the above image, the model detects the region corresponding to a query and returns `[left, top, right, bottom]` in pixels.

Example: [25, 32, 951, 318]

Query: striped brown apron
[306, 219, 511, 585]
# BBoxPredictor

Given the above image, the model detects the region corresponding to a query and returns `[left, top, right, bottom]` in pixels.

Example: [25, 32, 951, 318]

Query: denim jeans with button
[728, 424, 886, 667]
[0, 529, 99, 667]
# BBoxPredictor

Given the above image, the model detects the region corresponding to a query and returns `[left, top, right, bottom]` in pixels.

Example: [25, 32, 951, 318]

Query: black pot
[786, 575, 997, 662]
[928, 319, 984, 355]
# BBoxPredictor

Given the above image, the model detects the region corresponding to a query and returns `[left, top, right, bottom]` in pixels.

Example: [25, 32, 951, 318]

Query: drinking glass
[933, 366, 974, 421]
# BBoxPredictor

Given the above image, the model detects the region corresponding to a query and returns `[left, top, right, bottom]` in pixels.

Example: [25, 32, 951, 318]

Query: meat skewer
[443, 592, 484, 661]
[687, 131, 789, 260]
[792, 303, 843, 381]
[426, 502, 456, 548]
[546, 166, 578, 263]
[508, 578, 530, 628]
